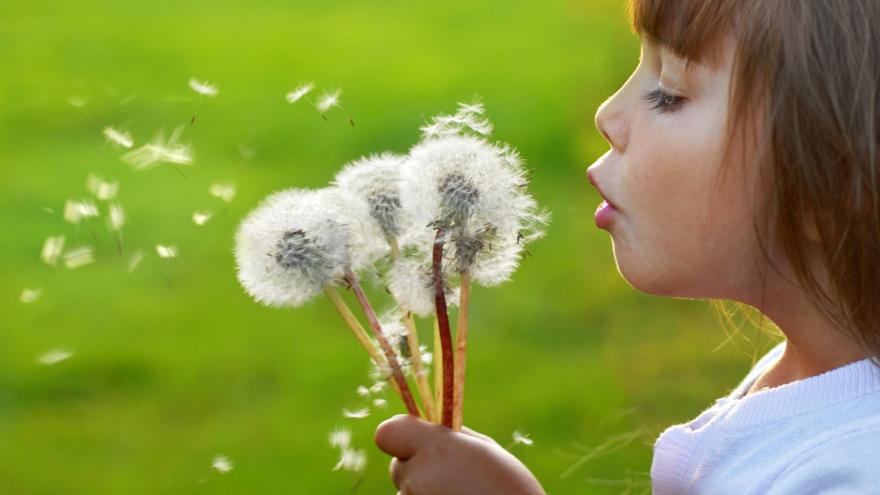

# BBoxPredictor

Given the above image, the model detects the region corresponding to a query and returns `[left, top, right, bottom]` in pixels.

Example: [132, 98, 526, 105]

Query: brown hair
[627, 0, 880, 362]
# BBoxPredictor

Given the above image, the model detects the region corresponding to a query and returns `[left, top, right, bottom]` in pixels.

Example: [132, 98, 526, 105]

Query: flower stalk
[431, 228, 455, 428]
[452, 272, 471, 431]
[343, 268, 421, 417]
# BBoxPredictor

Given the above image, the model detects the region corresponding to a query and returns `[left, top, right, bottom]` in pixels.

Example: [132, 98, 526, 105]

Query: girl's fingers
[460, 426, 498, 446]
[390, 457, 407, 490]
[375, 414, 438, 460]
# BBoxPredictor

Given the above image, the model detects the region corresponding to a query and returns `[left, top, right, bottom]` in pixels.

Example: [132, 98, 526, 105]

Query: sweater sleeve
[767, 425, 880, 494]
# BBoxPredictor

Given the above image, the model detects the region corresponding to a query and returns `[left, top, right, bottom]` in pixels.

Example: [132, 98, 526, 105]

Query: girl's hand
[374, 414, 546, 495]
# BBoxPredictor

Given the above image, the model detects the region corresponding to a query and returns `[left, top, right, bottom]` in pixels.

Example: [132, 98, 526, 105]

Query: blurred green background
[1, 0, 781, 493]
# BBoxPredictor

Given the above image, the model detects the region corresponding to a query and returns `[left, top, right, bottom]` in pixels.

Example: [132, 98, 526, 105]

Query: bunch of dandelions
[234, 101, 548, 431]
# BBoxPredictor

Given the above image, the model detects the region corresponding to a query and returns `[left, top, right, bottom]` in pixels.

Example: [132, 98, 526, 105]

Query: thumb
[374, 414, 439, 460]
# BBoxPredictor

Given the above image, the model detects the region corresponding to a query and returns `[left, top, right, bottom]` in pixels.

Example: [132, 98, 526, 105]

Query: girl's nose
[594, 92, 629, 153]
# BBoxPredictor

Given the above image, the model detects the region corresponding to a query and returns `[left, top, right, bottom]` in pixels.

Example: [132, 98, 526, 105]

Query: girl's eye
[641, 88, 685, 113]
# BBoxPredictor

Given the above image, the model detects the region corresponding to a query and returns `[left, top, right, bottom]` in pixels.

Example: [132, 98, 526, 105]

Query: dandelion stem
[389, 237, 436, 423]
[452, 271, 471, 431]
[343, 269, 421, 418]
[324, 285, 413, 413]
[323, 286, 386, 370]
[433, 315, 443, 424]
[432, 228, 455, 428]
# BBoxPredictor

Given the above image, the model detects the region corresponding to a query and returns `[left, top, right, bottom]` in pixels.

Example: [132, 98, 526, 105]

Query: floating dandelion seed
[211, 455, 233, 473]
[420, 101, 494, 139]
[107, 203, 125, 231]
[87, 174, 119, 200]
[192, 210, 213, 226]
[209, 183, 236, 202]
[63, 200, 99, 224]
[372, 398, 387, 408]
[285, 82, 314, 103]
[333, 448, 367, 473]
[37, 348, 73, 365]
[328, 427, 352, 449]
[102, 127, 133, 149]
[189, 78, 219, 97]
[156, 245, 178, 258]
[356, 385, 371, 397]
[67, 96, 88, 108]
[128, 249, 144, 273]
[342, 408, 370, 419]
[316, 88, 341, 114]
[63, 246, 95, 269]
[512, 430, 534, 446]
[41, 236, 65, 266]
[121, 128, 193, 169]
[20, 288, 42, 304]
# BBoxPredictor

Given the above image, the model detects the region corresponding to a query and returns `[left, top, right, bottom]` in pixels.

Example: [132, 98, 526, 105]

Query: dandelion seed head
[37, 348, 73, 365]
[20, 288, 42, 304]
[402, 133, 549, 283]
[285, 82, 314, 103]
[102, 127, 133, 149]
[332, 153, 406, 241]
[192, 210, 213, 226]
[63, 246, 95, 269]
[386, 247, 459, 317]
[235, 188, 385, 308]
[211, 455, 233, 473]
[189, 78, 218, 97]
[41, 236, 65, 266]
[420, 101, 494, 139]
[316, 88, 341, 113]
[209, 183, 236, 202]
[156, 244, 178, 258]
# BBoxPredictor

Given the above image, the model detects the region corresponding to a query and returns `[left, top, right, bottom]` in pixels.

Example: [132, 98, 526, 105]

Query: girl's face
[588, 35, 769, 301]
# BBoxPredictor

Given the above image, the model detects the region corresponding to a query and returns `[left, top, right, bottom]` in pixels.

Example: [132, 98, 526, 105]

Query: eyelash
[641, 88, 685, 113]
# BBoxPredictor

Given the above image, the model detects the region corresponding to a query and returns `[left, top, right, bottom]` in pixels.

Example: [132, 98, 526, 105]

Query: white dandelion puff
[209, 182, 236, 202]
[20, 288, 42, 304]
[328, 427, 352, 449]
[285, 82, 314, 103]
[192, 210, 213, 226]
[189, 78, 218, 97]
[386, 247, 459, 317]
[234, 187, 388, 308]
[37, 348, 74, 365]
[332, 153, 407, 242]
[342, 407, 370, 419]
[316, 88, 341, 113]
[128, 249, 144, 273]
[63, 246, 95, 269]
[87, 174, 119, 200]
[333, 448, 367, 473]
[211, 455, 233, 473]
[41, 236, 65, 266]
[102, 127, 133, 149]
[107, 203, 125, 231]
[156, 245, 177, 258]
[512, 430, 534, 446]
[401, 133, 549, 285]
[63, 200, 99, 224]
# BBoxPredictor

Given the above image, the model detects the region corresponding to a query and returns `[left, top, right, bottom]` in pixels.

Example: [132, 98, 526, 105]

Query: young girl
[374, 0, 880, 493]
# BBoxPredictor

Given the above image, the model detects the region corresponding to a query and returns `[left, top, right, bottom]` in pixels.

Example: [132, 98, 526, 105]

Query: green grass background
[0, 0, 781, 493]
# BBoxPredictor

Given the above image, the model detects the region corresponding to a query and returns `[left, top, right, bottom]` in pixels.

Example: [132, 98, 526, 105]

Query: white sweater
[651, 340, 880, 494]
